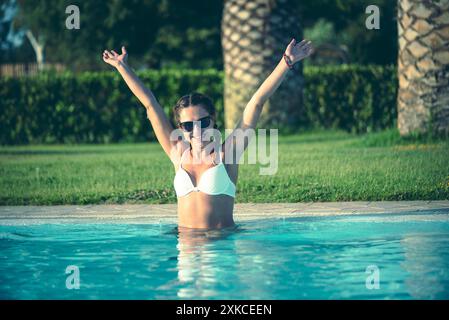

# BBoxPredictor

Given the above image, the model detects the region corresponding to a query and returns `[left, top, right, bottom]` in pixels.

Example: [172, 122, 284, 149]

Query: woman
[102, 38, 313, 230]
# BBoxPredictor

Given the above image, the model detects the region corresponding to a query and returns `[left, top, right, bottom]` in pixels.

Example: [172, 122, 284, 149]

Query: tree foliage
[1, 0, 397, 68]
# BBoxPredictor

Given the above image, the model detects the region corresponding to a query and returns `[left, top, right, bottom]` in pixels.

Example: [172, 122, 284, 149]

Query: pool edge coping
[0, 201, 448, 223]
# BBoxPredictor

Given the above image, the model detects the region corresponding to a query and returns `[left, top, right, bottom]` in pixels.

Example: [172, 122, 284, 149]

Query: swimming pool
[1, 212, 449, 299]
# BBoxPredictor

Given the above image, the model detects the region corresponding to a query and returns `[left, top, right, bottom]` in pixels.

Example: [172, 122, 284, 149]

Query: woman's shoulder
[170, 141, 190, 170]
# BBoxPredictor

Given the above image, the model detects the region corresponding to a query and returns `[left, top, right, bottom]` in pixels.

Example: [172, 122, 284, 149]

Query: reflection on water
[174, 224, 295, 299]
[175, 225, 240, 299]
[0, 214, 449, 299]
[401, 234, 449, 299]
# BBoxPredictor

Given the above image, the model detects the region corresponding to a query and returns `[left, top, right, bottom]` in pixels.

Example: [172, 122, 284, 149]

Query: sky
[1, 0, 24, 49]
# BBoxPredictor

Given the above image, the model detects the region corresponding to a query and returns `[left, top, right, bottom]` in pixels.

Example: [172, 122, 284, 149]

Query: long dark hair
[173, 92, 218, 129]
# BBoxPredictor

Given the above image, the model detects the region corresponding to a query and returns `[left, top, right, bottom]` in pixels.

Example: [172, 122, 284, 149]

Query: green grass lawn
[0, 128, 448, 205]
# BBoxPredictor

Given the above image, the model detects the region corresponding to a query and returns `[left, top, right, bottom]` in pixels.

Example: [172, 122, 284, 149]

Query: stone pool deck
[0, 201, 448, 224]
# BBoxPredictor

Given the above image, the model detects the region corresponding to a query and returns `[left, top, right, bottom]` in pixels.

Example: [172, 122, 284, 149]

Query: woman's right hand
[103, 46, 128, 68]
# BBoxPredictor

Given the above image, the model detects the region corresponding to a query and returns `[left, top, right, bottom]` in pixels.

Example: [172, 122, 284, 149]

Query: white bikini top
[173, 146, 236, 198]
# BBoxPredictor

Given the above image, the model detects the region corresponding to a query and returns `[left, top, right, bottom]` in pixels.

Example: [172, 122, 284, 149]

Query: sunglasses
[178, 116, 211, 132]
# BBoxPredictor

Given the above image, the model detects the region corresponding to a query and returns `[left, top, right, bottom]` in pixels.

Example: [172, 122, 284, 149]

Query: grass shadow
[346, 128, 449, 148]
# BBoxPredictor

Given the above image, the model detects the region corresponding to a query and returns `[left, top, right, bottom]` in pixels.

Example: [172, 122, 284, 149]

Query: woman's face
[178, 105, 215, 146]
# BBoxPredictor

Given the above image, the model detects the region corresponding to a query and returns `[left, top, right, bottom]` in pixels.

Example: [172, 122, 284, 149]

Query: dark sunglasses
[179, 116, 211, 132]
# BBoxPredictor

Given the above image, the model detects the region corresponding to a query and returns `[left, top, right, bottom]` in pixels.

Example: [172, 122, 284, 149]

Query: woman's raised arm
[103, 46, 177, 159]
[223, 39, 313, 160]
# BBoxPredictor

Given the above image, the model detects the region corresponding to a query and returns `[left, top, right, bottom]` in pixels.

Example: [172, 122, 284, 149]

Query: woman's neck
[190, 141, 219, 165]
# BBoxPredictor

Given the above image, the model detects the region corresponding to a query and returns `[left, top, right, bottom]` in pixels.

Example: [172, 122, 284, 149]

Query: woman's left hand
[284, 38, 314, 65]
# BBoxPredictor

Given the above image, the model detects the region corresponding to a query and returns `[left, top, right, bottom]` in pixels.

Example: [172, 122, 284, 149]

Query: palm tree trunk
[221, 0, 304, 131]
[397, 0, 449, 137]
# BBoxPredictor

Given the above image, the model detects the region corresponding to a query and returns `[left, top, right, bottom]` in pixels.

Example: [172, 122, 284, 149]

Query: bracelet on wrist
[283, 53, 294, 70]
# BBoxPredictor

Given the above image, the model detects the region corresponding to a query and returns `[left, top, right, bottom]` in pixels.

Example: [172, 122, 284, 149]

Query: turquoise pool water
[1, 213, 449, 299]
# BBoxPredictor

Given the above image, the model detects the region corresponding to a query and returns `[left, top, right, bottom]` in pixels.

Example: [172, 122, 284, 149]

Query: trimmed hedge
[0, 65, 397, 145]
[304, 65, 398, 134]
